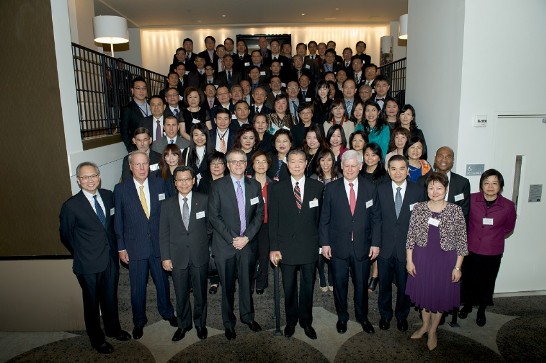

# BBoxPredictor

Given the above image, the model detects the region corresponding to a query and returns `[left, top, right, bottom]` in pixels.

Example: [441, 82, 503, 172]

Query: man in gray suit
[160, 166, 210, 342]
[151, 116, 189, 154]
[208, 148, 264, 340]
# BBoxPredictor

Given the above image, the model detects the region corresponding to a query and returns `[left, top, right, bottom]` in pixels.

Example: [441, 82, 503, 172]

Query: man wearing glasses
[121, 77, 148, 152]
[208, 148, 264, 340]
[60, 162, 131, 354]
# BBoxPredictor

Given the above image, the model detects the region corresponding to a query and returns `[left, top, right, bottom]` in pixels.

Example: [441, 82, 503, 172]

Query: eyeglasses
[254, 160, 269, 165]
[210, 162, 225, 166]
[78, 174, 99, 181]
[229, 160, 247, 165]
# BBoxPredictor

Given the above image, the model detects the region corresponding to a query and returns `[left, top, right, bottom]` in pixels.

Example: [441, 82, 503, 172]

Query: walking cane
[273, 254, 283, 336]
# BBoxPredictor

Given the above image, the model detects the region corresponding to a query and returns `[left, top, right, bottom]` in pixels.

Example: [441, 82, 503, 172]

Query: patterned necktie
[294, 182, 302, 210]
[174, 109, 179, 119]
[155, 120, 161, 141]
[139, 185, 150, 219]
[182, 197, 189, 230]
[236, 181, 246, 236]
[349, 183, 356, 215]
[395, 187, 402, 218]
[93, 195, 106, 227]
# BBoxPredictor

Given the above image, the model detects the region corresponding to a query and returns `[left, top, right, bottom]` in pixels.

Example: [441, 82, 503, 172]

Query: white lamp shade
[93, 16, 129, 44]
[399, 14, 408, 40]
[381, 36, 393, 53]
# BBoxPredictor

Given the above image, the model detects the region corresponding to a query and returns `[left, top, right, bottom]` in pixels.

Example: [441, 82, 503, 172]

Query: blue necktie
[94, 195, 106, 227]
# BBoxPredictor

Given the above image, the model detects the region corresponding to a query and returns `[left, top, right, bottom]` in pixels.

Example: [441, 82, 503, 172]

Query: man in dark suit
[60, 162, 131, 354]
[114, 151, 177, 340]
[376, 155, 426, 332]
[163, 87, 185, 122]
[151, 116, 189, 154]
[249, 87, 272, 121]
[217, 54, 242, 89]
[269, 150, 324, 340]
[139, 95, 166, 144]
[208, 148, 265, 340]
[233, 39, 251, 74]
[258, 36, 272, 65]
[188, 55, 207, 89]
[120, 77, 148, 151]
[210, 108, 236, 153]
[353, 41, 372, 69]
[121, 128, 162, 182]
[160, 166, 210, 342]
[183, 38, 197, 72]
[198, 35, 219, 70]
[320, 150, 381, 335]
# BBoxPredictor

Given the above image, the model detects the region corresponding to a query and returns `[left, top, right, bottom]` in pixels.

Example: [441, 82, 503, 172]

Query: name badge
[454, 193, 464, 202]
[366, 199, 373, 209]
[244, 62, 250, 67]
[214, 85, 219, 89]
[250, 197, 259, 205]
[309, 199, 319, 208]
[232, 114, 237, 119]
[305, 64, 311, 69]
[409, 203, 416, 211]
[158, 193, 166, 201]
[428, 217, 440, 227]
[281, 82, 286, 88]
[260, 71, 266, 76]
[196, 211, 206, 219]
[483, 218, 494, 225]
[149, 163, 159, 171]
[305, 97, 312, 102]
[280, 62, 284, 66]
[185, 71, 190, 75]
[192, 118, 201, 124]
[318, 247, 322, 254]
[196, 173, 202, 181]
[110, 207, 115, 215]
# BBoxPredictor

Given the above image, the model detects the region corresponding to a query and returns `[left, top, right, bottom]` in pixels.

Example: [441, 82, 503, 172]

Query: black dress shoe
[476, 310, 486, 327]
[303, 325, 317, 340]
[284, 324, 295, 337]
[94, 341, 114, 354]
[172, 326, 192, 342]
[209, 284, 218, 294]
[361, 320, 375, 334]
[397, 319, 408, 332]
[379, 318, 390, 330]
[132, 325, 144, 340]
[196, 326, 208, 340]
[256, 289, 265, 295]
[166, 316, 178, 327]
[336, 320, 347, 334]
[107, 330, 131, 341]
[368, 277, 378, 291]
[458, 306, 472, 319]
[225, 327, 237, 340]
[245, 320, 262, 332]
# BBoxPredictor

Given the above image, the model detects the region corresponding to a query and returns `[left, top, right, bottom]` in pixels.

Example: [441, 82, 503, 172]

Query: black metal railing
[72, 43, 166, 140]
[379, 57, 406, 106]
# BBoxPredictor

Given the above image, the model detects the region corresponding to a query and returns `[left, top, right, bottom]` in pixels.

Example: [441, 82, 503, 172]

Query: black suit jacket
[198, 50, 219, 70]
[121, 150, 162, 182]
[60, 189, 117, 274]
[159, 192, 210, 269]
[120, 101, 146, 151]
[210, 126, 236, 152]
[217, 69, 242, 89]
[269, 178, 324, 265]
[353, 54, 372, 68]
[208, 175, 264, 260]
[319, 177, 381, 260]
[233, 54, 252, 73]
[376, 181, 426, 261]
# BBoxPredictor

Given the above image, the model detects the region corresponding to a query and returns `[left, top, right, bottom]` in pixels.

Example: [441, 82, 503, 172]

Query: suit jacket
[59, 189, 117, 274]
[198, 50, 220, 70]
[268, 178, 324, 265]
[233, 53, 252, 73]
[151, 136, 189, 154]
[353, 54, 372, 68]
[139, 115, 164, 141]
[163, 102, 185, 122]
[210, 126, 236, 152]
[319, 177, 381, 260]
[159, 192, 210, 269]
[120, 100, 146, 151]
[114, 176, 166, 260]
[121, 150, 162, 182]
[376, 181, 426, 261]
[188, 70, 206, 89]
[267, 153, 290, 182]
[217, 69, 242, 89]
[208, 175, 264, 260]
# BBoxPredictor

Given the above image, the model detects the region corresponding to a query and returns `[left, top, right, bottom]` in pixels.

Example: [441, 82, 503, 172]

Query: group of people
[60, 35, 517, 355]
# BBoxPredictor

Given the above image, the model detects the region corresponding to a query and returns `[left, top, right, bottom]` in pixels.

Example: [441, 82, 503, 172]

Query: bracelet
[454, 267, 461, 271]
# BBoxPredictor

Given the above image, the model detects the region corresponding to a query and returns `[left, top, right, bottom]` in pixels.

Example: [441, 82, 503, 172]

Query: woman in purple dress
[405, 172, 468, 350]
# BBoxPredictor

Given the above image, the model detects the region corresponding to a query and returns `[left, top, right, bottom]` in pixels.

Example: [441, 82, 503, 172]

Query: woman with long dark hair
[181, 123, 212, 178]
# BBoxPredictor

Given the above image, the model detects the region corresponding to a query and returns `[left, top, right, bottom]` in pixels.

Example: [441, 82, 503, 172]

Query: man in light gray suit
[151, 116, 189, 154]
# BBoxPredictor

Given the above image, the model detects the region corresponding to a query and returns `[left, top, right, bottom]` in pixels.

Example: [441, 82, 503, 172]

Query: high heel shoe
[427, 332, 437, 350]
[410, 328, 428, 339]
[368, 277, 378, 291]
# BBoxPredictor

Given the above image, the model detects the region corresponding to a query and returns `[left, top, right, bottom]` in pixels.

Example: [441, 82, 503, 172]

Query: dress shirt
[343, 178, 359, 204]
[133, 177, 151, 213]
[153, 116, 164, 141]
[215, 128, 230, 152]
[392, 180, 407, 201]
[290, 176, 306, 202]
[178, 191, 192, 221]
[230, 174, 246, 207]
[82, 189, 105, 215]
[443, 171, 452, 201]
[166, 136, 178, 144]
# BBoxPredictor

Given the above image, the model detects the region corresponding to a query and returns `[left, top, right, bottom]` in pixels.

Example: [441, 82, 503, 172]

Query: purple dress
[406, 212, 460, 312]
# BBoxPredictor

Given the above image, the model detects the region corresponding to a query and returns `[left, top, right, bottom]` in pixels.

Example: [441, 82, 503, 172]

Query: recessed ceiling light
[301, 13, 305, 16]
[222, 14, 226, 18]
[335, 8, 339, 11]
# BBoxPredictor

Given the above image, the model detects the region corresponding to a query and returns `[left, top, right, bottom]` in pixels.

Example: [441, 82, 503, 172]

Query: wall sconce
[93, 15, 129, 57]
[399, 14, 408, 40]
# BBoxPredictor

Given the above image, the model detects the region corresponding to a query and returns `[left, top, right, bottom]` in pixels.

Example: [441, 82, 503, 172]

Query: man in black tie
[269, 150, 324, 339]
[160, 166, 211, 341]
[371, 75, 390, 110]
[376, 155, 426, 332]
[60, 162, 131, 354]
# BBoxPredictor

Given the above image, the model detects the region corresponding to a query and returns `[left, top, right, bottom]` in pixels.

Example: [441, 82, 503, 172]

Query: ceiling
[94, 0, 408, 28]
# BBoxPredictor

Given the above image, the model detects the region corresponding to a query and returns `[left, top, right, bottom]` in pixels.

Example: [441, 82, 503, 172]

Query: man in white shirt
[151, 116, 189, 153]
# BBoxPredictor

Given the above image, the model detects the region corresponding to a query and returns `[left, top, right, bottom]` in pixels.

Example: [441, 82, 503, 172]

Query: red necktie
[349, 183, 356, 215]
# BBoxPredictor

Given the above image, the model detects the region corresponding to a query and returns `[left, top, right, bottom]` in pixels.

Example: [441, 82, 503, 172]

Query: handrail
[378, 57, 406, 106]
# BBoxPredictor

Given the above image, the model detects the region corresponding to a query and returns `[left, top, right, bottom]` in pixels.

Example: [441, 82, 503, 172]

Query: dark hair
[131, 76, 146, 88]
[356, 40, 367, 49]
[479, 169, 505, 193]
[159, 145, 183, 180]
[381, 97, 399, 118]
[315, 148, 340, 180]
[149, 95, 165, 105]
[233, 124, 259, 151]
[403, 136, 427, 160]
[363, 143, 386, 180]
[186, 123, 211, 171]
[173, 165, 195, 181]
[396, 104, 417, 131]
[207, 151, 227, 167]
[388, 154, 409, 168]
[388, 127, 411, 153]
[204, 35, 216, 44]
[326, 124, 347, 147]
[349, 130, 368, 150]
[327, 99, 349, 121]
[314, 80, 330, 103]
[298, 102, 314, 114]
[302, 125, 328, 154]
[272, 129, 293, 154]
[183, 38, 193, 44]
[363, 100, 387, 135]
[133, 127, 151, 138]
[425, 171, 449, 189]
[183, 86, 202, 106]
[350, 99, 366, 124]
[374, 74, 390, 86]
[250, 150, 272, 169]
[215, 107, 231, 119]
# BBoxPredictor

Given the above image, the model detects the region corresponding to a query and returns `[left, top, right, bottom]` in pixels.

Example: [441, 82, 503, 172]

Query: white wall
[390, 20, 407, 61]
[115, 27, 143, 66]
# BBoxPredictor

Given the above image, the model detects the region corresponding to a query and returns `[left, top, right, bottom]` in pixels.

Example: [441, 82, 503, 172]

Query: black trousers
[281, 262, 316, 327]
[172, 263, 208, 329]
[461, 252, 503, 307]
[377, 255, 410, 321]
[255, 223, 270, 290]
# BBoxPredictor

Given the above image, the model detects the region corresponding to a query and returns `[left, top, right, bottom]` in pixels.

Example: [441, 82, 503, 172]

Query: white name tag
[192, 118, 201, 124]
[260, 71, 266, 76]
[185, 71, 190, 75]
[149, 163, 159, 171]
[196, 211, 206, 219]
[305, 97, 312, 102]
[318, 247, 322, 254]
[281, 82, 286, 88]
[250, 197, 259, 205]
[366, 199, 373, 209]
[196, 173, 202, 181]
[244, 62, 250, 67]
[454, 193, 464, 202]
[305, 64, 310, 69]
[483, 218, 494, 225]
[158, 193, 166, 201]
[110, 207, 115, 215]
[428, 217, 440, 227]
[214, 85, 219, 89]
[309, 199, 319, 208]
[409, 203, 416, 211]
[280, 62, 284, 66]
[231, 114, 237, 119]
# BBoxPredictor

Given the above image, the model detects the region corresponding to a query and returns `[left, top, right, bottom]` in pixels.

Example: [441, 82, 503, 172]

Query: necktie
[292, 101, 298, 119]
[355, 75, 360, 84]
[302, 90, 306, 99]
[174, 109, 179, 119]
[93, 195, 106, 227]
[170, 139, 174, 144]
[155, 120, 161, 141]
[294, 182, 302, 210]
[255, 106, 260, 114]
[236, 181, 246, 236]
[139, 185, 150, 219]
[377, 98, 385, 102]
[220, 137, 226, 153]
[349, 182, 356, 215]
[227, 71, 232, 82]
[395, 187, 402, 218]
[182, 197, 189, 230]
